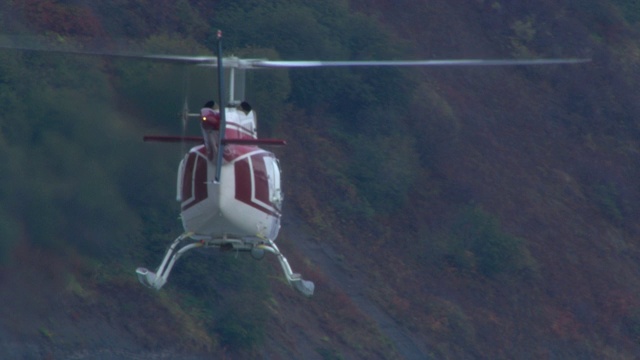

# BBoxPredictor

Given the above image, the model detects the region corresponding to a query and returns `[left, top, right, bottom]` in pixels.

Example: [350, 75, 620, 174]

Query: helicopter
[0, 32, 589, 297]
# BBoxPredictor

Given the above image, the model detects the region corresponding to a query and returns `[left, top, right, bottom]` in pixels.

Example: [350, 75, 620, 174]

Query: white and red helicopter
[1, 33, 589, 297]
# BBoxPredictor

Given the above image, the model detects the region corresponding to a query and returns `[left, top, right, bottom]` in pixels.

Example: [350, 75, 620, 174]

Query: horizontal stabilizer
[222, 138, 286, 146]
[143, 136, 286, 146]
[143, 135, 203, 143]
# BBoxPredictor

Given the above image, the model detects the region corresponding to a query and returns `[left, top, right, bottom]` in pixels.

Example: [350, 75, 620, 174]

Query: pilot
[201, 100, 220, 130]
[203, 100, 218, 110]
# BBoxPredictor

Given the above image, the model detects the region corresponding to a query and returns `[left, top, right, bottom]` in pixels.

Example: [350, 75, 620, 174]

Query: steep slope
[294, 0, 640, 357]
[1, 0, 640, 359]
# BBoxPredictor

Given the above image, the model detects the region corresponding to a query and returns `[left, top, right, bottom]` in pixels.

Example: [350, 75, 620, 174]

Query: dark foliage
[1, 0, 640, 358]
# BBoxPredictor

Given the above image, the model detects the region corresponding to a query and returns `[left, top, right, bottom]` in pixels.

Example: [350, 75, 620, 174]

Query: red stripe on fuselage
[182, 153, 196, 202]
[182, 153, 208, 211]
[235, 159, 252, 206]
[225, 121, 255, 139]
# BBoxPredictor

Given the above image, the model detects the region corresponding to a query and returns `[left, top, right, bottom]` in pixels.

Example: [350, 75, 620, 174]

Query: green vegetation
[1, 0, 640, 358]
[591, 181, 627, 224]
[0, 50, 136, 257]
[612, 0, 640, 23]
[316, 347, 345, 360]
[171, 252, 271, 353]
[214, 0, 416, 218]
[347, 132, 420, 216]
[447, 206, 538, 278]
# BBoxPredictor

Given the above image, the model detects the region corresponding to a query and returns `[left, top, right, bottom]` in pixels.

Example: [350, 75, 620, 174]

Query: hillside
[1, 0, 640, 359]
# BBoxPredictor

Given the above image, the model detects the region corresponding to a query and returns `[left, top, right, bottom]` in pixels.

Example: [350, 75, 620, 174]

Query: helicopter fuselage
[178, 107, 283, 245]
[136, 104, 313, 296]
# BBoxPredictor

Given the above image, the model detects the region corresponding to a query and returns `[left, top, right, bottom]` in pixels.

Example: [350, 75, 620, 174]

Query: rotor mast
[215, 30, 226, 183]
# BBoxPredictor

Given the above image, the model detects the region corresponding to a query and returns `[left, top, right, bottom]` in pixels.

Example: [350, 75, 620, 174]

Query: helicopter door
[264, 157, 283, 211]
[181, 151, 208, 211]
[234, 154, 282, 215]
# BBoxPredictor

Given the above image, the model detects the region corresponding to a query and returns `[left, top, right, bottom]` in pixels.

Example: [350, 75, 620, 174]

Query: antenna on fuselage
[215, 30, 226, 183]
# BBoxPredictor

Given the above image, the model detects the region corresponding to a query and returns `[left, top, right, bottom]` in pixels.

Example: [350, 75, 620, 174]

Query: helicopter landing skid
[135, 233, 314, 297]
[257, 239, 315, 297]
[136, 232, 200, 290]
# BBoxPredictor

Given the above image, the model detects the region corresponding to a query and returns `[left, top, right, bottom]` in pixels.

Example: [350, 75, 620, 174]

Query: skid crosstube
[136, 233, 314, 297]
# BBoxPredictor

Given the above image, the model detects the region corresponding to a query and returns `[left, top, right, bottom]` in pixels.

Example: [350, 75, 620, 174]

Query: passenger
[239, 101, 252, 115]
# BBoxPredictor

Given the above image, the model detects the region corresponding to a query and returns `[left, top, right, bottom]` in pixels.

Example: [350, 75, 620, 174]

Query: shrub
[347, 132, 420, 217]
[448, 206, 538, 278]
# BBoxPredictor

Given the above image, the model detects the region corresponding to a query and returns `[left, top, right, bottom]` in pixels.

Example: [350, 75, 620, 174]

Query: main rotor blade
[247, 58, 590, 68]
[0, 42, 218, 64]
[0, 38, 590, 68]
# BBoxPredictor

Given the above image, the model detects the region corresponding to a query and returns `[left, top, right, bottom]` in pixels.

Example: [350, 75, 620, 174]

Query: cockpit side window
[264, 156, 283, 211]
